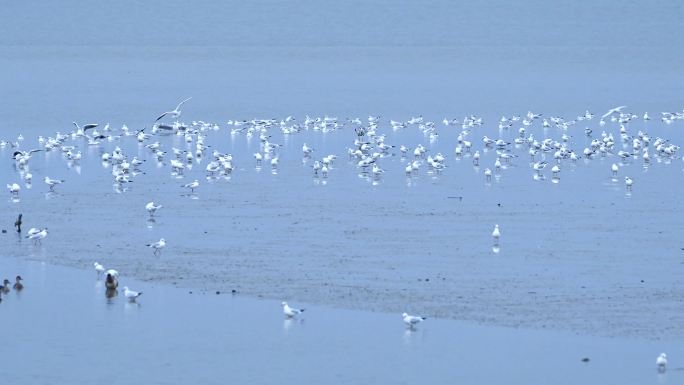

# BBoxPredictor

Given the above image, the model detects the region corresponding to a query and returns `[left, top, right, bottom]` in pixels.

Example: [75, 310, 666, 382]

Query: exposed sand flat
[3, 120, 682, 339]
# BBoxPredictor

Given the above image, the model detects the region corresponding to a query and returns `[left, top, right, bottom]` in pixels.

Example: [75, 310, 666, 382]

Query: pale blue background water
[1, 0, 683, 130]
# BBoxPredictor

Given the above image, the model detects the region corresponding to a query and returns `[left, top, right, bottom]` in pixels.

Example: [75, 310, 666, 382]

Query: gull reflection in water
[105, 288, 118, 304]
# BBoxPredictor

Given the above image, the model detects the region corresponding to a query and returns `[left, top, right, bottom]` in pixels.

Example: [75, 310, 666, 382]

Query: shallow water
[1, 108, 683, 339]
[1, 257, 681, 385]
[1, 0, 683, 344]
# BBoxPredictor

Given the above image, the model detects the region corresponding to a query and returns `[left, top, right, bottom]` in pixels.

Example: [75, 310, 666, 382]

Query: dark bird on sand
[14, 214, 22, 233]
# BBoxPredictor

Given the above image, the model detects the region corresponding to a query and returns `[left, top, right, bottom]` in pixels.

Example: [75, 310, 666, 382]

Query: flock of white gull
[2, 100, 682, 369]
[4, 101, 682, 248]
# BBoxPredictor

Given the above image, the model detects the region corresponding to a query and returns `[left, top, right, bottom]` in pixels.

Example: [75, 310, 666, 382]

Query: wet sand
[2, 122, 683, 340]
[0, 256, 680, 385]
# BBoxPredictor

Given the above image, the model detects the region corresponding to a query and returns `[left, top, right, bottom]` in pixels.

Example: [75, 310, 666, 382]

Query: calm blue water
[1, 257, 681, 385]
[1, 0, 682, 130]
[0, 1, 683, 383]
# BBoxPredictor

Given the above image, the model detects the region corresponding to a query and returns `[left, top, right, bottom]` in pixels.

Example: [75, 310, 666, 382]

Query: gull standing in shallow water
[656, 353, 667, 372]
[402, 312, 426, 329]
[182, 180, 199, 193]
[147, 238, 166, 255]
[492, 224, 501, 245]
[7, 183, 20, 196]
[26, 228, 48, 244]
[44, 177, 65, 191]
[282, 301, 305, 318]
[532, 161, 547, 176]
[123, 286, 143, 302]
[94, 262, 105, 276]
[146, 201, 163, 216]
